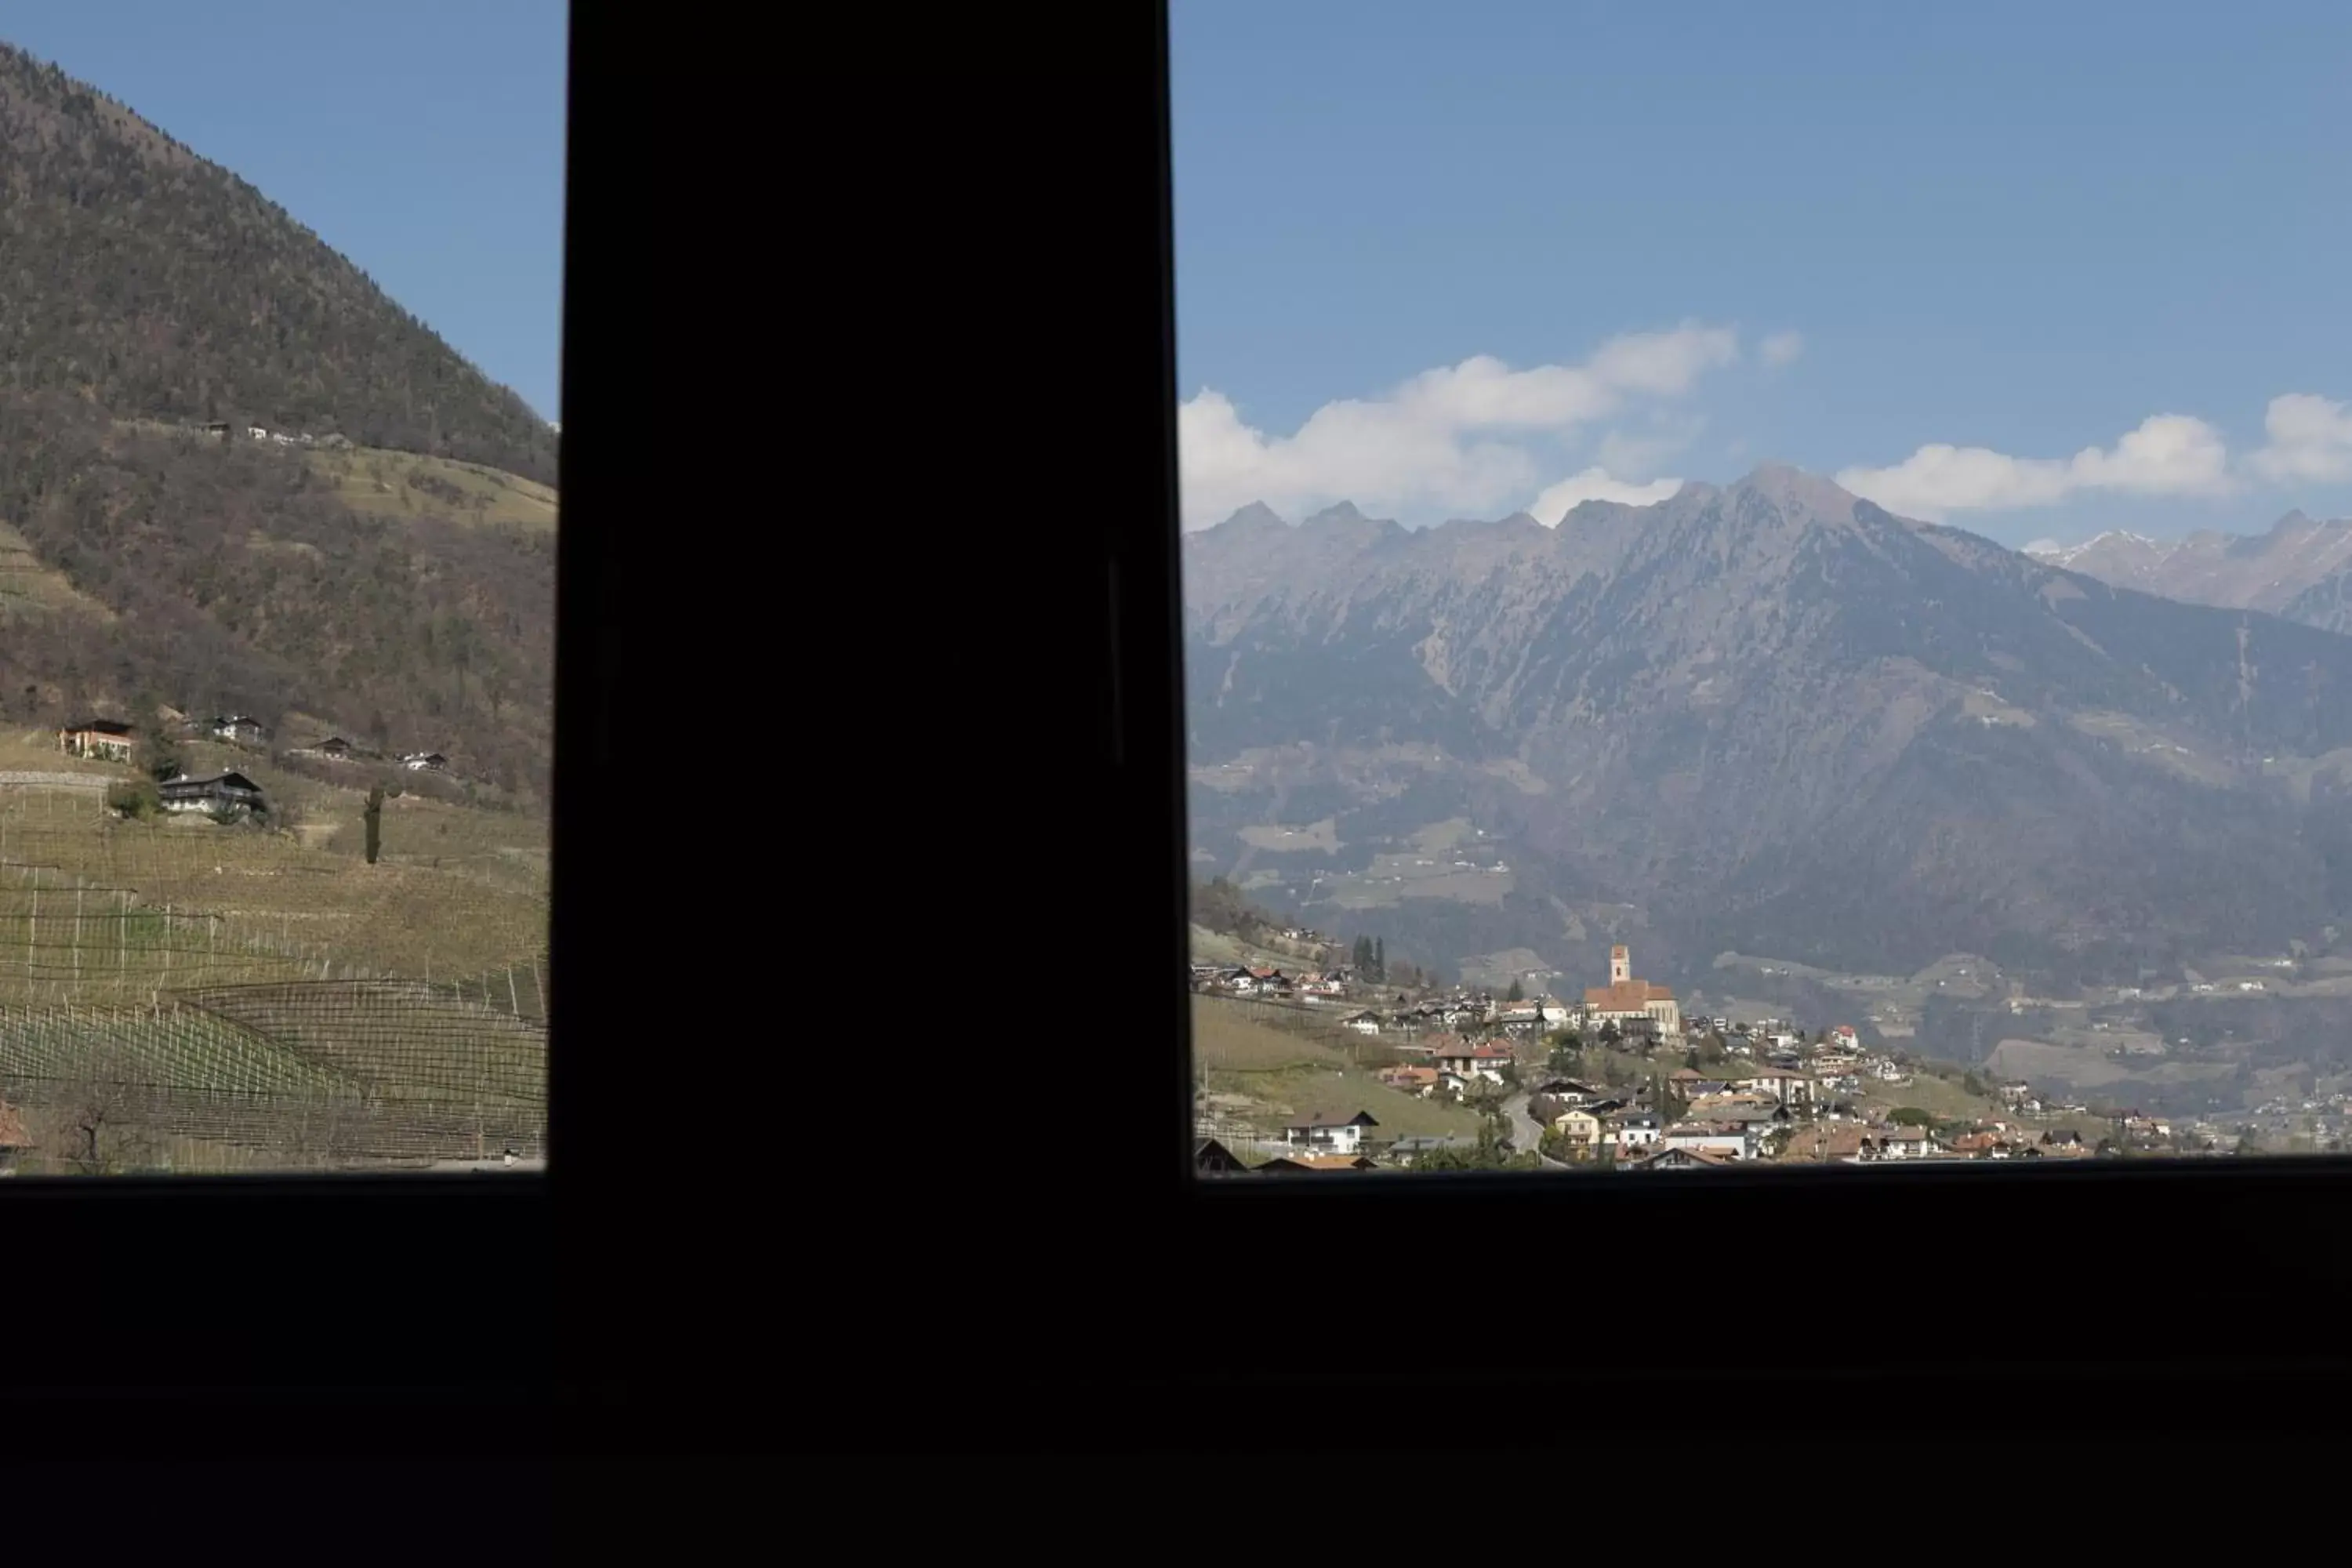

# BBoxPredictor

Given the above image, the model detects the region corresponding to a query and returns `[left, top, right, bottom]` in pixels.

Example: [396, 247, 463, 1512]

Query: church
[1582, 946, 1682, 1039]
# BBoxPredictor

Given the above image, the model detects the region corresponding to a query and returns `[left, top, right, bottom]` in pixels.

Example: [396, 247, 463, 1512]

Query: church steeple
[1610, 945, 1631, 985]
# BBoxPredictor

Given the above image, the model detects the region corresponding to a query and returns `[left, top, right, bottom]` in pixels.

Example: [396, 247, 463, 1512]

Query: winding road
[1501, 1091, 1572, 1169]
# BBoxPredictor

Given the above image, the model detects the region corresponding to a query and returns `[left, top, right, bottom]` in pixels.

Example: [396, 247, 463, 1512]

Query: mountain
[0, 43, 555, 485]
[2027, 511, 2352, 633]
[0, 42, 554, 800]
[1183, 465, 2352, 986]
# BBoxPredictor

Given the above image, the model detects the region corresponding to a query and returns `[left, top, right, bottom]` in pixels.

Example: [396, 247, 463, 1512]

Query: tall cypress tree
[363, 784, 384, 866]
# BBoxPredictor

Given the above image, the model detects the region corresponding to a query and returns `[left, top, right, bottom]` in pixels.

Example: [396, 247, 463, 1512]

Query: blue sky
[1170, 0, 2352, 544]
[3, 2, 567, 420]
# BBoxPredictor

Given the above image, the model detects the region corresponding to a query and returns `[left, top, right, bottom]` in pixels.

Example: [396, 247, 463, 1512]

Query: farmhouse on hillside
[159, 771, 267, 820]
[60, 719, 135, 761]
[399, 751, 448, 772]
[210, 715, 268, 745]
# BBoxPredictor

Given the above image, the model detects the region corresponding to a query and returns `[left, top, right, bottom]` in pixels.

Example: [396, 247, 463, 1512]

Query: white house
[1608, 1113, 1662, 1155]
[1737, 1067, 1819, 1108]
[1342, 1011, 1383, 1036]
[1283, 1110, 1378, 1156]
[1662, 1120, 1754, 1161]
[1874, 1125, 1934, 1160]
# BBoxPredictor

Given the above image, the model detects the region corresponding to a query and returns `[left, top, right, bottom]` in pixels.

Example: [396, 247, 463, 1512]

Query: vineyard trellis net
[0, 786, 548, 1166]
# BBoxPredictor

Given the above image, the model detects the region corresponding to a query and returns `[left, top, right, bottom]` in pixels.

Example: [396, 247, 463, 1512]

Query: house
[1584, 944, 1683, 1037]
[1625, 1145, 1733, 1171]
[1283, 1110, 1379, 1157]
[201, 420, 231, 439]
[313, 736, 355, 760]
[210, 715, 268, 746]
[246, 426, 268, 440]
[1377, 1065, 1440, 1098]
[400, 752, 449, 772]
[1194, 1137, 1249, 1174]
[1549, 1108, 1604, 1151]
[1228, 966, 1289, 996]
[1948, 1131, 2014, 1159]
[1737, 1067, 1820, 1108]
[1259, 1154, 1377, 1173]
[158, 771, 267, 819]
[1778, 1123, 1871, 1163]
[1531, 1077, 1599, 1102]
[1711, 1102, 1794, 1133]
[60, 719, 135, 761]
[1342, 1010, 1384, 1036]
[1606, 1112, 1662, 1155]
[1432, 1041, 1513, 1086]
[1875, 1125, 1934, 1160]
[1662, 1120, 1754, 1161]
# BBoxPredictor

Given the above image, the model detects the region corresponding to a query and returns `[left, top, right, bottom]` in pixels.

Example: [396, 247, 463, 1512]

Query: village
[1192, 941, 2257, 1174]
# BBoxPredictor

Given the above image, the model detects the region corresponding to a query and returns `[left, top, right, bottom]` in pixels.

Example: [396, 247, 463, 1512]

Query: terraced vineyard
[0, 782, 549, 1170]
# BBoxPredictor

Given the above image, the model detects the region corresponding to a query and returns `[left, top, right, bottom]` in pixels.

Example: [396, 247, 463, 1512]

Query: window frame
[1109, 0, 2352, 1396]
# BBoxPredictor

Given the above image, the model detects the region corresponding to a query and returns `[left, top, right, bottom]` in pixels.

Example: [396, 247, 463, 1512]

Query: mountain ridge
[1183, 468, 2352, 985]
[0, 41, 557, 485]
[2026, 510, 2352, 631]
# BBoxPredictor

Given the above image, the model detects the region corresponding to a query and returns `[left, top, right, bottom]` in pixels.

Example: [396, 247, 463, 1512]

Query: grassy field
[305, 445, 557, 532]
[1192, 995, 1348, 1070]
[1204, 1062, 1490, 1142]
[1195, 993, 1486, 1141]
[0, 732, 547, 996]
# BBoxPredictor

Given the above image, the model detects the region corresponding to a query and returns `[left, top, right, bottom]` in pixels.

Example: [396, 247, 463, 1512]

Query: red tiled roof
[1584, 978, 1675, 1007]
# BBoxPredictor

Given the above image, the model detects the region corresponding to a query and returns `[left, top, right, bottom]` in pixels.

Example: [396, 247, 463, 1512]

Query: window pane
[1174, 2, 2351, 1175]
[0, 5, 561, 1174]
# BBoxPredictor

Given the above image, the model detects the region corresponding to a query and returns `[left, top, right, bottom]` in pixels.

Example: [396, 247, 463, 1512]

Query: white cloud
[1760, 330, 1805, 367]
[1832, 413, 2235, 521]
[1531, 467, 1684, 525]
[1595, 419, 1704, 481]
[2247, 393, 2352, 484]
[1177, 322, 1740, 528]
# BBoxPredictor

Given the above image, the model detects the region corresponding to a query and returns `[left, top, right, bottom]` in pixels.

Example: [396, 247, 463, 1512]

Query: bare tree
[42, 1051, 160, 1174]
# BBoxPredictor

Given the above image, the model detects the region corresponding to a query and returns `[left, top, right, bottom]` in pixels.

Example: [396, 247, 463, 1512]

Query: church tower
[1610, 945, 1630, 985]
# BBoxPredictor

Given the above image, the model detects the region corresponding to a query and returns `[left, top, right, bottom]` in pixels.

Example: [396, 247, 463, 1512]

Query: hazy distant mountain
[1183, 466, 2352, 985]
[2027, 511, 2352, 633]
